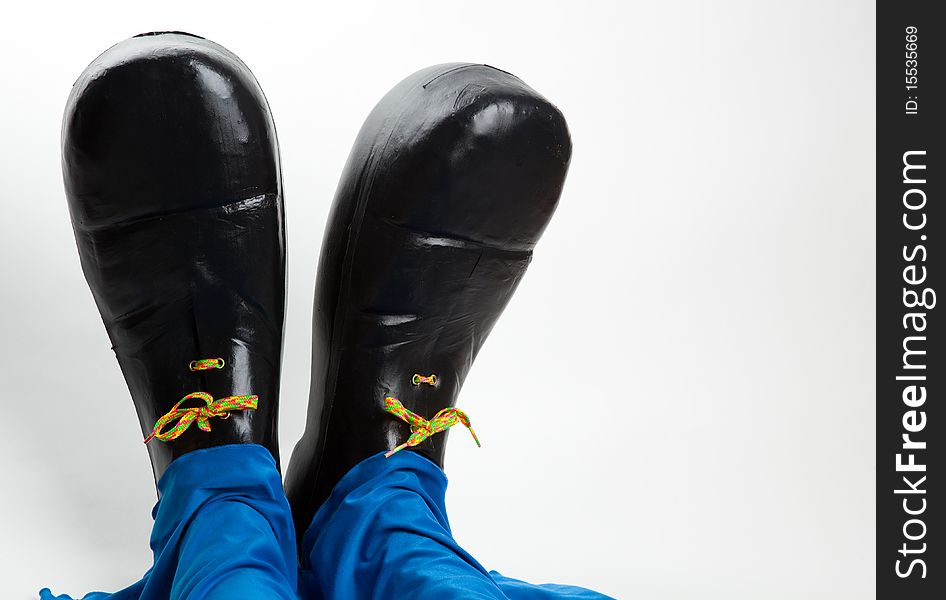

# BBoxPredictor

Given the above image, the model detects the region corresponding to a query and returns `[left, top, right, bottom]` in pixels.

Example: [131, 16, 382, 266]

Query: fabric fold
[300, 450, 613, 600]
[40, 444, 297, 600]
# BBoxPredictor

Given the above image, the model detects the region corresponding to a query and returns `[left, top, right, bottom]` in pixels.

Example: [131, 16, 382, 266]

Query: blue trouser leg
[41, 446, 609, 599]
[299, 451, 613, 600]
[40, 444, 298, 600]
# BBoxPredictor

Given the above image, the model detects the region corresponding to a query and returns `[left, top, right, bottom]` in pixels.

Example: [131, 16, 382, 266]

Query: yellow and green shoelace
[144, 357, 258, 443]
[383, 373, 480, 457]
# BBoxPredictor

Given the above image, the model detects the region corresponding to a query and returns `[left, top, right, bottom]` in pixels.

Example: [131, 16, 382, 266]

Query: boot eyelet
[189, 358, 225, 371]
[412, 373, 437, 386]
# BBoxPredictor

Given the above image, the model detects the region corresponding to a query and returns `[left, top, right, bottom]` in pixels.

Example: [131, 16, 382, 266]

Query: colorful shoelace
[383, 374, 480, 457]
[143, 358, 258, 443]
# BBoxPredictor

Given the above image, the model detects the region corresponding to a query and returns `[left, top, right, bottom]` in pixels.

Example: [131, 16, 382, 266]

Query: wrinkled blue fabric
[41, 445, 610, 599]
[39, 444, 297, 600]
[300, 450, 612, 600]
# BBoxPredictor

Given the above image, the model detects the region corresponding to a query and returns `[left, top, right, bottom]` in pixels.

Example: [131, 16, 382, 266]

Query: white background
[0, 1, 875, 598]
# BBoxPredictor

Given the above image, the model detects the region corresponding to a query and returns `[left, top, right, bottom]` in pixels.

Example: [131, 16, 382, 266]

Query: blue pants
[40, 445, 611, 599]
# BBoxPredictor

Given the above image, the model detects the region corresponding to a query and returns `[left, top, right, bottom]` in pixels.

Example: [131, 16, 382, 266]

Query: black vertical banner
[878, 1, 944, 598]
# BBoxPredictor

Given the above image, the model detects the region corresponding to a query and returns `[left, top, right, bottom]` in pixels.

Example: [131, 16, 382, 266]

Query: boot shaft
[287, 63, 571, 531]
[62, 33, 286, 480]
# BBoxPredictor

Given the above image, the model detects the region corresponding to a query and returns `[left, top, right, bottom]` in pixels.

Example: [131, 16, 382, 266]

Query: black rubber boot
[62, 32, 286, 483]
[284, 63, 571, 539]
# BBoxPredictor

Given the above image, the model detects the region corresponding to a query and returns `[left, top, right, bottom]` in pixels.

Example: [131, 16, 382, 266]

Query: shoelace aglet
[384, 443, 410, 458]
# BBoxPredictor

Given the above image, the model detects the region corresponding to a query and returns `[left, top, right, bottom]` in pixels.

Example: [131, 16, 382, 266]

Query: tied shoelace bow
[383, 375, 480, 458]
[144, 392, 258, 443]
[143, 358, 258, 443]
